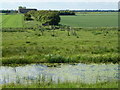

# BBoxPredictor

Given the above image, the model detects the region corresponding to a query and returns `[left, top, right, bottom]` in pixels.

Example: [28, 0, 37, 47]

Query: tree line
[59, 10, 75, 15]
[0, 10, 18, 13]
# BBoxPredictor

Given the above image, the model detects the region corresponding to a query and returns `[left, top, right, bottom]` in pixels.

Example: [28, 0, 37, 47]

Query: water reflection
[0, 63, 119, 84]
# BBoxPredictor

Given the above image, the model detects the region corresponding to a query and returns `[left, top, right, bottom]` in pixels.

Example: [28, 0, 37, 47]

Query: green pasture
[60, 12, 118, 27]
[1, 14, 23, 28]
[2, 28, 118, 64]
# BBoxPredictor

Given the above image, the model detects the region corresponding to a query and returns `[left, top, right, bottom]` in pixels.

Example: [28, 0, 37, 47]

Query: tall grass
[2, 28, 119, 65]
[2, 79, 118, 88]
[2, 72, 119, 88]
[2, 53, 119, 65]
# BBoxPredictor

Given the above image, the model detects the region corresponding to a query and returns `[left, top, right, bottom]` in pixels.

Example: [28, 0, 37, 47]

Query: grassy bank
[2, 81, 118, 88]
[2, 27, 119, 65]
[2, 53, 119, 65]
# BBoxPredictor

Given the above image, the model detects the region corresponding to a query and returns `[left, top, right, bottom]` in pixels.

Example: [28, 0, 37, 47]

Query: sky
[0, 0, 120, 10]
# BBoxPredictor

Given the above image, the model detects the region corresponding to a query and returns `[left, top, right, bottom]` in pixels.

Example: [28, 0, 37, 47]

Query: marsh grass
[2, 81, 118, 88]
[1, 53, 119, 65]
[45, 54, 74, 63]
[2, 56, 33, 64]
[2, 28, 119, 64]
[2, 71, 119, 88]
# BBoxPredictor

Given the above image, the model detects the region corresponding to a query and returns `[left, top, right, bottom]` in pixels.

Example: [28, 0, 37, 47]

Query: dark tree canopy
[26, 10, 60, 25]
[24, 13, 33, 20]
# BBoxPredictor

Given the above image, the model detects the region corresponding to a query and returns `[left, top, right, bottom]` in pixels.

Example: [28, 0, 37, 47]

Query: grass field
[1, 14, 23, 28]
[2, 28, 118, 64]
[60, 12, 118, 27]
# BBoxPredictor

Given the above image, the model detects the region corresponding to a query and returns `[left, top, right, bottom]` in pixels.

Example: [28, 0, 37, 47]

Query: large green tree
[26, 10, 60, 25]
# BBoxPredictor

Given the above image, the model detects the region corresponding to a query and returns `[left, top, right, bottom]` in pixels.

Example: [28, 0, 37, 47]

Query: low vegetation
[2, 27, 119, 65]
[2, 81, 118, 88]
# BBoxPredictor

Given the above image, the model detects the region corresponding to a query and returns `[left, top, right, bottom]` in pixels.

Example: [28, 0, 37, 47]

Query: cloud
[0, 0, 119, 2]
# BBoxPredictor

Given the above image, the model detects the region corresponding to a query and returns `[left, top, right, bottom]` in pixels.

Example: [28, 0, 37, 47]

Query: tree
[19, 6, 26, 9]
[40, 11, 60, 25]
[27, 10, 61, 25]
[19, 6, 23, 9]
[24, 13, 32, 20]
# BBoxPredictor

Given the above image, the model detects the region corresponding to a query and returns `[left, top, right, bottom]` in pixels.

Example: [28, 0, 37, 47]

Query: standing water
[0, 63, 119, 84]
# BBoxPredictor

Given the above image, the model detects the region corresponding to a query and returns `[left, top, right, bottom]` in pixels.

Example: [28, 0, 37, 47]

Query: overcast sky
[0, 0, 119, 10]
[0, 0, 119, 2]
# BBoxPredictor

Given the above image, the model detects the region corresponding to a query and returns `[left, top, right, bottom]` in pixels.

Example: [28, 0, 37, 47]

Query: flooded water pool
[0, 63, 119, 84]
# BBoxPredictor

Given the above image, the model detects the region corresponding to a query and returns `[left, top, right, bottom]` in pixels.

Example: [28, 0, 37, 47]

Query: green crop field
[60, 12, 118, 27]
[1, 14, 23, 28]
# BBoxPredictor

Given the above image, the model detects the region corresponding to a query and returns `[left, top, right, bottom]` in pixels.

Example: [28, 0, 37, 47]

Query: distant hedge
[59, 11, 75, 15]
